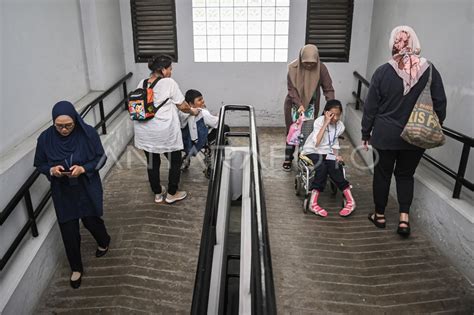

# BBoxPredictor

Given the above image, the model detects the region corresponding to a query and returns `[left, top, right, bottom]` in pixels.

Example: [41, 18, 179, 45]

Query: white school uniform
[179, 108, 219, 141]
[302, 116, 345, 155]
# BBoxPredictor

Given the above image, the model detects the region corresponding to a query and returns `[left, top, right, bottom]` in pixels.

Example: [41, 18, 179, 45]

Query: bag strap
[149, 77, 161, 89]
[155, 97, 170, 112]
[143, 77, 161, 89]
[425, 62, 433, 91]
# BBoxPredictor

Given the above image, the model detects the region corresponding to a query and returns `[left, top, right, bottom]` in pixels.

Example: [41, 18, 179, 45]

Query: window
[130, 0, 178, 62]
[192, 0, 290, 62]
[306, 0, 354, 62]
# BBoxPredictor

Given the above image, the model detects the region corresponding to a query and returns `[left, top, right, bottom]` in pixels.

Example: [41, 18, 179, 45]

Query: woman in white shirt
[134, 55, 198, 204]
[301, 100, 356, 217]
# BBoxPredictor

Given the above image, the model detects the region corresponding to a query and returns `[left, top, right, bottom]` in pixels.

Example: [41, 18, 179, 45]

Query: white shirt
[302, 116, 345, 155]
[179, 108, 219, 141]
[133, 77, 185, 154]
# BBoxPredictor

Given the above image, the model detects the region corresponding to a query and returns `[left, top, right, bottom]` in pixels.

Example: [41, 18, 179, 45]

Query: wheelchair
[293, 119, 345, 213]
[181, 126, 228, 179]
[181, 134, 214, 179]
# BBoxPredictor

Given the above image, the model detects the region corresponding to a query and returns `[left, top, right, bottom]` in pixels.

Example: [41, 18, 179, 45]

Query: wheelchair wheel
[204, 166, 212, 179]
[294, 176, 301, 196]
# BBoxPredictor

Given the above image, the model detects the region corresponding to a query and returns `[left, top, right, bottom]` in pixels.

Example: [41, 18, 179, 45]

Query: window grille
[306, 0, 354, 62]
[192, 0, 290, 62]
[130, 0, 178, 62]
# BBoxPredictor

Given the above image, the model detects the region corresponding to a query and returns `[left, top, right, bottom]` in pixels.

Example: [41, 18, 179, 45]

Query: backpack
[128, 78, 169, 121]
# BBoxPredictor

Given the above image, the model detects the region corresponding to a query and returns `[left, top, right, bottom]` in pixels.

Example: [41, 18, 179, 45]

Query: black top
[361, 62, 447, 150]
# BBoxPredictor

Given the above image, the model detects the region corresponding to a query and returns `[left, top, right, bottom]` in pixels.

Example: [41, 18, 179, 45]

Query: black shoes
[70, 272, 82, 289]
[95, 246, 109, 258]
[282, 160, 292, 172]
[368, 213, 386, 228]
[397, 221, 411, 237]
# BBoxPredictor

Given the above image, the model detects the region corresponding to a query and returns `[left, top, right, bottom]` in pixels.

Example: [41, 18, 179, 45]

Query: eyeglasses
[55, 123, 75, 130]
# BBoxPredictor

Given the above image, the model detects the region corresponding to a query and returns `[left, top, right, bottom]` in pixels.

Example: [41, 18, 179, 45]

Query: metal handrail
[352, 71, 473, 198]
[0, 72, 133, 271]
[191, 105, 276, 314]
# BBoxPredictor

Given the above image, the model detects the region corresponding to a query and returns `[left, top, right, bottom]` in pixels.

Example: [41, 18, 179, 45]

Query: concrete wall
[120, 0, 374, 125]
[364, 0, 474, 184]
[0, 0, 90, 156]
[0, 0, 131, 313]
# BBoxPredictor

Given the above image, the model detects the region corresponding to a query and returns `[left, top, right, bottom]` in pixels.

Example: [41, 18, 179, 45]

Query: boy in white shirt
[301, 100, 356, 217]
[180, 89, 229, 169]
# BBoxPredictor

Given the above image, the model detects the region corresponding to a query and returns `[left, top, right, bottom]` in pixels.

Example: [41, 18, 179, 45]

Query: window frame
[130, 0, 178, 63]
[305, 0, 354, 63]
[191, 1, 291, 63]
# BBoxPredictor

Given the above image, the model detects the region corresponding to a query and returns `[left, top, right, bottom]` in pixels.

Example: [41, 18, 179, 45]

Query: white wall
[80, 0, 126, 90]
[0, 0, 90, 156]
[365, 0, 474, 185]
[120, 0, 374, 126]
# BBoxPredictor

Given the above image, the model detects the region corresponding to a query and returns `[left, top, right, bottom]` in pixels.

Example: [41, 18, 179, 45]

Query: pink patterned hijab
[388, 26, 429, 95]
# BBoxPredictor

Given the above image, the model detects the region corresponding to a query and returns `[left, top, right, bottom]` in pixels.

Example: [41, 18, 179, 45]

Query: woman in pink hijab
[362, 26, 447, 236]
[283, 44, 335, 171]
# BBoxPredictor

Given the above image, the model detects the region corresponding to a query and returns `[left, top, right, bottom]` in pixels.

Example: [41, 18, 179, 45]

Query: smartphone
[60, 170, 72, 175]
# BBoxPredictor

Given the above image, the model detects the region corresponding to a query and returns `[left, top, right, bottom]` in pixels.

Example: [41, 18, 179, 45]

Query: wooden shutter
[130, 0, 178, 62]
[306, 0, 354, 62]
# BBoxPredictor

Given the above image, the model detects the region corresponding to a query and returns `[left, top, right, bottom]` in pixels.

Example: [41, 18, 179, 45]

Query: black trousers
[59, 216, 110, 272]
[373, 149, 424, 214]
[144, 150, 182, 195]
[307, 154, 350, 192]
[285, 144, 296, 162]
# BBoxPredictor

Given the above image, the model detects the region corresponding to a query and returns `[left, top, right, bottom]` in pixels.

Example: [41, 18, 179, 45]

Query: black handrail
[247, 105, 277, 315]
[352, 71, 473, 199]
[0, 72, 133, 271]
[352, 71, 370, 110]
[191, 105, 276, 314]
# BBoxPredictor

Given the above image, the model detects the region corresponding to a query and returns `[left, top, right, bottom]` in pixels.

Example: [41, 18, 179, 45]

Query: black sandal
[282, 161, 292, 172]
[397, 221, 411, 237]
[368, 213, 386, 228]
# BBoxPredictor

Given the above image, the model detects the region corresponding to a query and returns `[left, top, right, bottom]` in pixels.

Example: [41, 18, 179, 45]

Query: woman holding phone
[34, 101, 111, 289]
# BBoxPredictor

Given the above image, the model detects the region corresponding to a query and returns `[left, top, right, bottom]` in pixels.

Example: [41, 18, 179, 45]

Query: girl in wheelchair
[301, 100, 356, 217]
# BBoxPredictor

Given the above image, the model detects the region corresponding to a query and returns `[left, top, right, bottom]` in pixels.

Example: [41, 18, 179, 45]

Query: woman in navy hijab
[34, 101, 110, 289]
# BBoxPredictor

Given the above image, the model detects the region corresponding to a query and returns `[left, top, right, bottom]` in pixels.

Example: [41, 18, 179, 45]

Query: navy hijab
[43, 101, 97, 163]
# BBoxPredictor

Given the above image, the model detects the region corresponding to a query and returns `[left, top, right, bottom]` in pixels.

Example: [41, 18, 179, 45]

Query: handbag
[286, 114, 304, 146]
[400, 64, 446, 149]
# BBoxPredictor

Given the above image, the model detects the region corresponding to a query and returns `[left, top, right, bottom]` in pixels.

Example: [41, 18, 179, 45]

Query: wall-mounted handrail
[191, 104, 276, 314]
[352, 71, 473, 199]
[0, 72, 133, 271]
